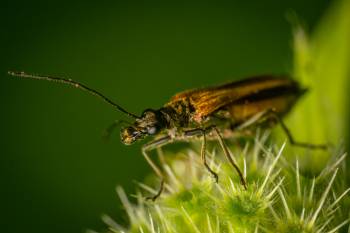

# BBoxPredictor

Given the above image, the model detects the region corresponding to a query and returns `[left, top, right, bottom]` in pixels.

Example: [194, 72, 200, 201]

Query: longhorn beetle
[8, 71, 327, 200]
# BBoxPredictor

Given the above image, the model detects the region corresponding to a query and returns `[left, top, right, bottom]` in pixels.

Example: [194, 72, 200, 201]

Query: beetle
[8, 71, 326, 200]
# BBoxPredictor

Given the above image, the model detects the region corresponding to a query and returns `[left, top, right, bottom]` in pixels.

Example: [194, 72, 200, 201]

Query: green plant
[96, 132, 349, 233]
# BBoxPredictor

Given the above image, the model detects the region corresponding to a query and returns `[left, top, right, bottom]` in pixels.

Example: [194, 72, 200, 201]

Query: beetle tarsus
[145, 179, 164, 201]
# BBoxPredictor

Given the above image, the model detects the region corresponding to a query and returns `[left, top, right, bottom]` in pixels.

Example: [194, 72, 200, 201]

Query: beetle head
[120, 109, 162, 145]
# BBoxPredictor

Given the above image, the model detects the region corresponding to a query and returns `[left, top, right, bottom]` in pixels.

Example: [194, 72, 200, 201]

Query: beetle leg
[142, 135, 172, 201]
[234, 109, 327, 150]
[212, 127, 247, 190]
[183, 127, 219, 182]
[266, 110, 328, 150]
[201, 130, 219, 183]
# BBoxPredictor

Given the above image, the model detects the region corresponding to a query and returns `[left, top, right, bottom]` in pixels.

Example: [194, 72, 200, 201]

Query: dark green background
[1, 1, 330, 233]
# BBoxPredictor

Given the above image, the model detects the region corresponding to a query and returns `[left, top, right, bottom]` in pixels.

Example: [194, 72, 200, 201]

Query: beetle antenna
[8, 71, 139, 119]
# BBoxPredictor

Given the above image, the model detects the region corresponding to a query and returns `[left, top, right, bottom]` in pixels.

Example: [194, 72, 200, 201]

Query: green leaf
[277, 0, 350, 172]
[289, 0, 350, 145]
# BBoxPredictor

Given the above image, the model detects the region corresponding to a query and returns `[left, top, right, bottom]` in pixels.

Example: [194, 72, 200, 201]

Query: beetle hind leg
[234, 109, 328, 150]
[263, 110, 328, 150]
[270, 111, 328, 150]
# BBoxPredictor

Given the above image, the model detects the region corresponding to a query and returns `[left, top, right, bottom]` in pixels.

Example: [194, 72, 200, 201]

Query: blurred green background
[0, 1, 333, 233]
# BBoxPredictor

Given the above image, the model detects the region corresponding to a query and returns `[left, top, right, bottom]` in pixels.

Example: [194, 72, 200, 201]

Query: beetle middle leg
[201, 130, 219, 183]
[184, 128, 219, 183]
[212, 127, 247, 190]
[184, 127, 246, 189]
[142, 135, 172, 201]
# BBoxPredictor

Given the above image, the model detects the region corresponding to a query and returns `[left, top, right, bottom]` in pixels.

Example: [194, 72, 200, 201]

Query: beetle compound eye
[132, 130, 139, 137]
[147, 126, 157, 135]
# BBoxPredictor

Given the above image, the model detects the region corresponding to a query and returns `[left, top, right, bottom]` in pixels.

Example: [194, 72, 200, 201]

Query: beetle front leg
[141, 135, 172, 201]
